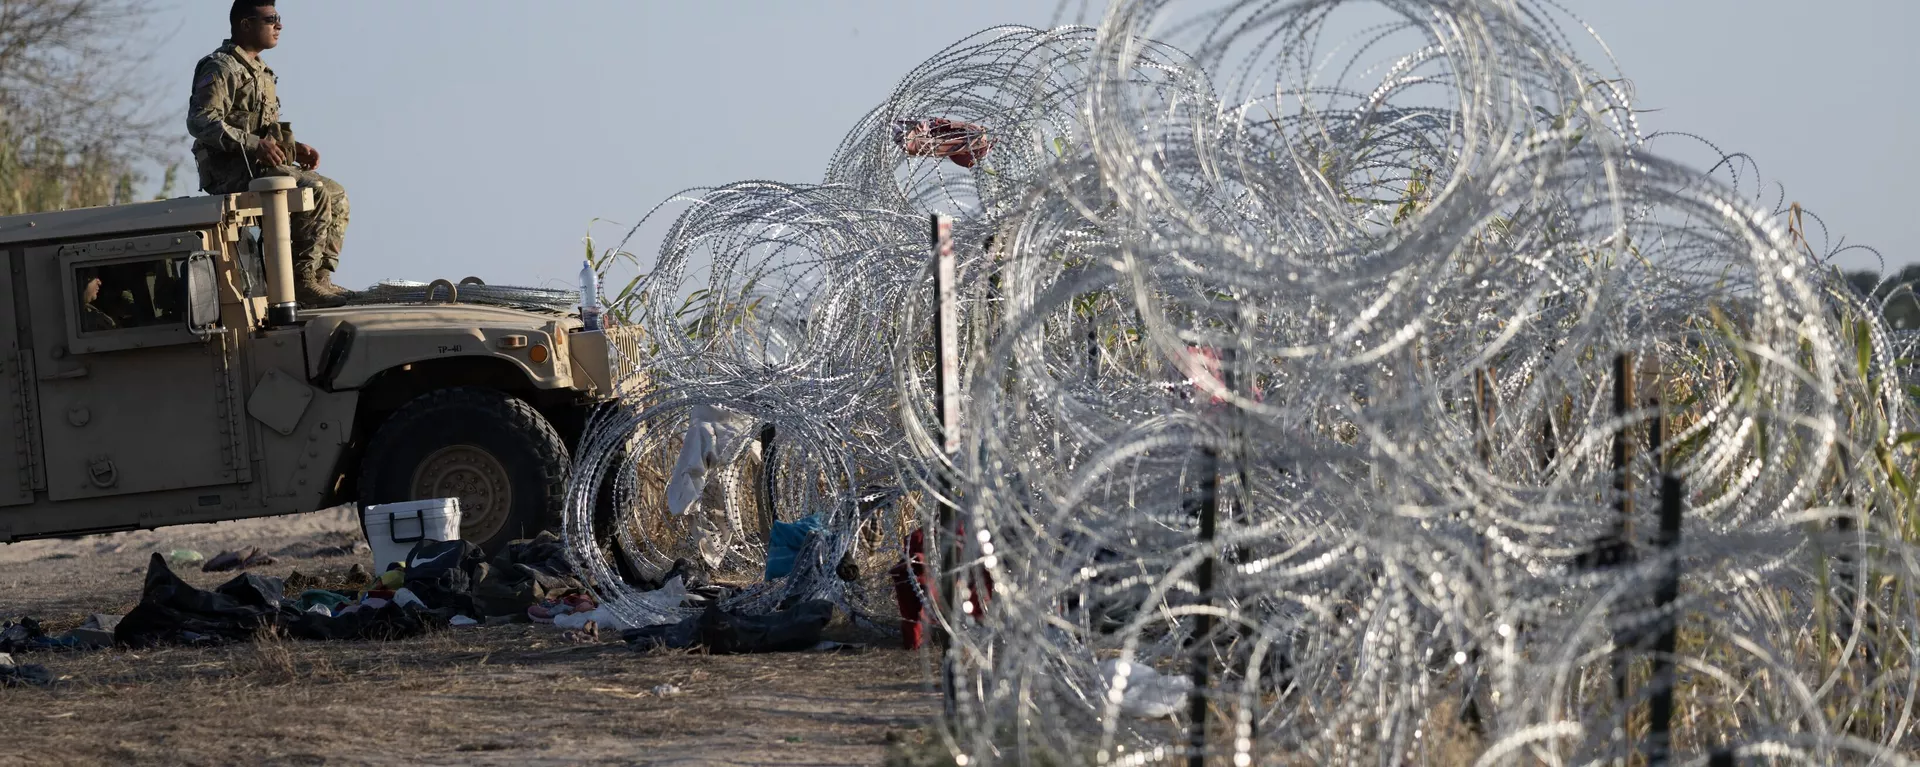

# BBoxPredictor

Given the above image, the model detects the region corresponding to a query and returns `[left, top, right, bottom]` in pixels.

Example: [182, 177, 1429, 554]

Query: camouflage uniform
[186, 40, 350, 288]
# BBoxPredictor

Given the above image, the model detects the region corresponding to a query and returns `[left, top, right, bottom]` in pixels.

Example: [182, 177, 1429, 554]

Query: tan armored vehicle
[0, 177, 634, 553]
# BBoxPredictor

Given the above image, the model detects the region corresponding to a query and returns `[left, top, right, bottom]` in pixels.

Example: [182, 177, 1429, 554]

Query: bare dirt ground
[0, 509, 942, 766]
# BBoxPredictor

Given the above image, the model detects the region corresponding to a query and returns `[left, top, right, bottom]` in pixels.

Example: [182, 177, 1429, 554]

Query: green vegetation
[0, 0, 175, 216]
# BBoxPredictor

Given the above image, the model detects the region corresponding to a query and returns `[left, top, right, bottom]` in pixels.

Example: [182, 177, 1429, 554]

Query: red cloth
[888, 525, 995, 650]
[888, 528, 931, 649]
[893, 118, 994, 169]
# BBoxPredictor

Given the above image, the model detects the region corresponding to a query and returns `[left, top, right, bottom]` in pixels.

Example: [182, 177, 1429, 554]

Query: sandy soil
[0, 509, 943, 766]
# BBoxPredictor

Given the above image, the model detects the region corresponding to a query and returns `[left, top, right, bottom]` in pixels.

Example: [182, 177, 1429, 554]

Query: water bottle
[579, 260, 602, 331]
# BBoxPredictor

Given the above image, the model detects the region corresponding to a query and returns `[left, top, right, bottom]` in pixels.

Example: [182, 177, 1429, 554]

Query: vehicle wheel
[359, 387, 569, 555]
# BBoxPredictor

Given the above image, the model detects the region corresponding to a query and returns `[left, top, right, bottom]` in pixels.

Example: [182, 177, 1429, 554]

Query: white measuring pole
[934, 214, 960, 454]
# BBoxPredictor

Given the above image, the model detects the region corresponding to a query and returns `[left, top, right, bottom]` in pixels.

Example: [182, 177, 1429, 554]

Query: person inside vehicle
[77, 270, 117, 332]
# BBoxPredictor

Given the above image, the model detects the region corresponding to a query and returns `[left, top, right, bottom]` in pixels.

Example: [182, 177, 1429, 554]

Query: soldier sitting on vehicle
[187, 0, 352, 309]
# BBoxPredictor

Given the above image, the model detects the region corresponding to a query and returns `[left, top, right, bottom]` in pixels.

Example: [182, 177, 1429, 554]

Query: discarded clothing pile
[395, 531, 589, 621]
[535, 575, 695, 631]
[271, 531, 592, 630]
[12, 531, 607, 653]
[528, 593, 599, 626]
[623, 598, 838, 654]
[114, 553, 450, 647]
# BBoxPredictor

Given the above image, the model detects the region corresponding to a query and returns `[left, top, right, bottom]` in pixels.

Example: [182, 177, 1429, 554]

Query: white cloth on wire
[665, 405, 756, 517]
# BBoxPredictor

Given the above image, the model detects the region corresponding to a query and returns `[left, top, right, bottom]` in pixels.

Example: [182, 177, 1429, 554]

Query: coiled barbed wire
[566, 2, 1920, 764]
[568, 25, 1150, 628]
[346, 279, 579, 314]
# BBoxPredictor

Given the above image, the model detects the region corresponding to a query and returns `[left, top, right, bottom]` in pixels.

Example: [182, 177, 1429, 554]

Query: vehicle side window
[74, 257, 188, 335]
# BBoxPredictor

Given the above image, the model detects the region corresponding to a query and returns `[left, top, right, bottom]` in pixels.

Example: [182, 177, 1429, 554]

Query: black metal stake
[1647, 473, 1683, 766]
[1608, 353, 1636, 703]
[1186, 346, 1238, 767]
[1835, 495, 1857, 643]
[1188, 445, 1219, 767]
[1223, 349, 1263, 752]
[1612, 353, 1637, 549]
[1830, 455, 1874, 667]
[1578, 356, 1637, 570]
[1461, 368, 1495, 735]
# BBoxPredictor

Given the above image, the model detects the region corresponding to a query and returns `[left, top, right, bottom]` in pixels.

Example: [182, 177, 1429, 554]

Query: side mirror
[185, 251, 221, 337]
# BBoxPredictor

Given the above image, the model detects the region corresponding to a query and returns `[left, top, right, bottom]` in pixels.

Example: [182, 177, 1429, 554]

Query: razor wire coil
[564, 3, 1920, 763]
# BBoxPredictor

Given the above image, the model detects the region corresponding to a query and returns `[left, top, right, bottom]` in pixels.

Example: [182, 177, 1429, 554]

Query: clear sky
[140, 1, 1917, 289]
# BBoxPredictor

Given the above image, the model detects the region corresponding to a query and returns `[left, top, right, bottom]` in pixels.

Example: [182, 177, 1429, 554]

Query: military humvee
[0, 177, 636, 553]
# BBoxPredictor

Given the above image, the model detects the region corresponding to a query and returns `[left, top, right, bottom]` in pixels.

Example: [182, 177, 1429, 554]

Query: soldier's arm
[186, 59, 260, 153]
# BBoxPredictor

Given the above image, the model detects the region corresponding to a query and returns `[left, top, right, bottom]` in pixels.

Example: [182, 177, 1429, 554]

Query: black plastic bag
[698, 599, 836, 654]
[622, 616, 702, 651]
[114, 554, 283, 647]
[623, 600, 836, 654]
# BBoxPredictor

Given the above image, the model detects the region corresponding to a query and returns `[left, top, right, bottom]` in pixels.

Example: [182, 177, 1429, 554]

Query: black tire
[359, 387, 569, 555]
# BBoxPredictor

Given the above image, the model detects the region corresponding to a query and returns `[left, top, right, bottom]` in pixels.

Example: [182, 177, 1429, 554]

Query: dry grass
[0, 508, 939, 766]
[0, 626, 938, 766]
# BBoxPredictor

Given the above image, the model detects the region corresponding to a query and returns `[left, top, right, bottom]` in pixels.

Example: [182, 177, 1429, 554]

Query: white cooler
[362, 499, 461, 572]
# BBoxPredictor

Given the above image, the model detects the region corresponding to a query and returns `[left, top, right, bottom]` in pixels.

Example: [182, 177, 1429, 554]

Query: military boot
[295, 273, 350, 309]
[316, 269, 358, 300]
[318, 271, 353, 294]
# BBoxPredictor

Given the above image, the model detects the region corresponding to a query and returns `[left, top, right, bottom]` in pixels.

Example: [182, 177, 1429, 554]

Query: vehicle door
[25, 231, 250, 501]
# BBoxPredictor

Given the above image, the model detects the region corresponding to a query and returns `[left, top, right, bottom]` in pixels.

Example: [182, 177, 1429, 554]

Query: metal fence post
[1609, 353, 1637, 704]
[1462, 367, 1496, 734]
[1188, 442, 1219, 767]
[1646, 473, 1683, 766]
[931, 214, 963, 711]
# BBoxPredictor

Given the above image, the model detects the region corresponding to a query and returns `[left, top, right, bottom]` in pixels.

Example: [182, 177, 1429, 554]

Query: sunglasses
[247, 14, 282, 27]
